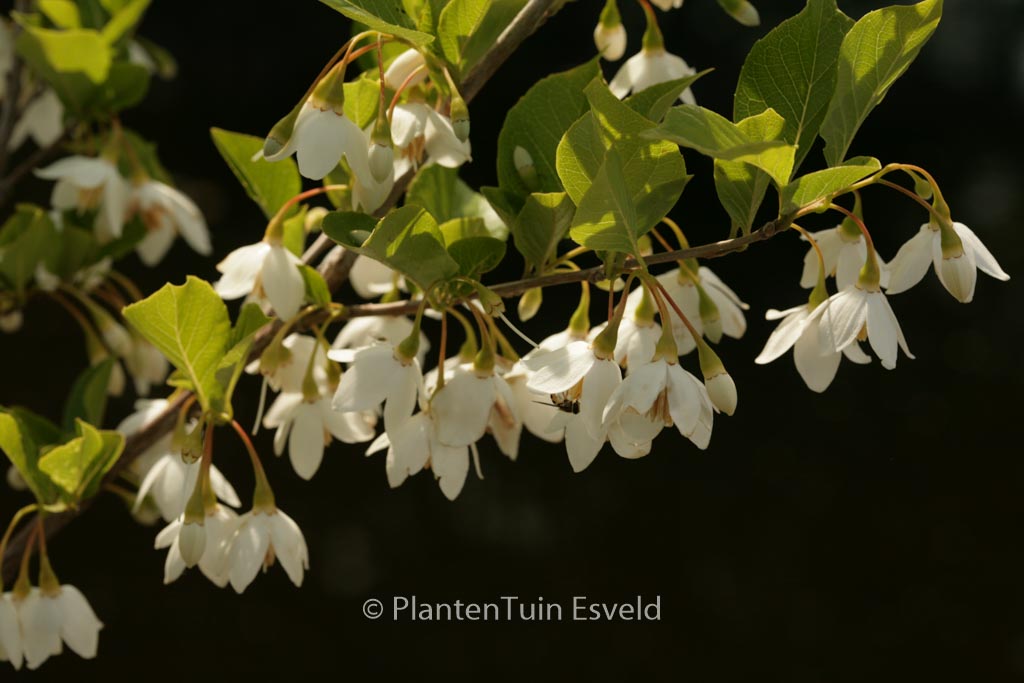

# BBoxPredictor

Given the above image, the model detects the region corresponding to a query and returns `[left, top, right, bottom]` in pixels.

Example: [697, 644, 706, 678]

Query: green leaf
[322, 207, 460, 289]
[406, 165, 506, 239]
[556, 80, 689, 235]
[14, 24, 113, 113]
[210, 128, 301, 219]
[88, 61, 150, 114]
[99, 0, 151, 45]
[38, 0, 82, 28]
[624, 70, 711, 123]
[38, 420, 123, 503]
[122, 276, 232, 412]
[820, 0, 942, 166]
[713, 109, 787, 236]
[0, 205, 58, 294]
[281, 205, 307, 257]
[643, 105, 796, 187]
[319, 0, 434, 45]
[61, 359, 114, 433]
[569, 149, 644, 255]
[438, 0, 527, 76]
[512, 192, 574, 273]
[0, 410, 59, 505]
[497, 59, 602, 198]
[782, 156, 881, 212]
[734, 0, 853, 172]
[343, 75, 382, 129]
[439, 217, 506, 277]
[299, 265, 332, 306]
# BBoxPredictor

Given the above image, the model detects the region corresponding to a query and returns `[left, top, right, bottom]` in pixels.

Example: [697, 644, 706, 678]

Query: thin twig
[2, 0, 566, 584]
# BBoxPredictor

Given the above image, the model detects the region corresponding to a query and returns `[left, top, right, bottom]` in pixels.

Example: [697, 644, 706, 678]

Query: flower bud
[513, 146, 538, 191]
[178, 521, 207, 567]
[6, 465, 27, 491]
[304, 206, 329, 233]
[517, 287, 543, 321]
[263, 101, 303, 161]
[383, 49, 427, 92]
[697, 340, 736, 416]
[449, 94, 470, 143]
[594, 0, 627, 61]
[368, 143, 394, 183]
[716, 0, 760, 26]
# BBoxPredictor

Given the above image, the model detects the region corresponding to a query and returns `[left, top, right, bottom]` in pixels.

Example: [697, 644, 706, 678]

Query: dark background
[2, 0, 1024, 679]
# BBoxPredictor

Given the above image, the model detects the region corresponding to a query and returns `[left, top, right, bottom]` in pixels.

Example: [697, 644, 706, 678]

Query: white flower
[799, 225, 890, 290]
[0, 592, 23, 670]
[122, 337, 169, 396]
[17, 585, 102, 669]
[430, 367, 516, 449]
[9, 90, 64, 150]
[603, 357, 714, 449]
[330, 343, 422, 432]
[156, 504, 240, 587]
[755, 304, 871, 392]
[609, 49, 696, 103]
[350, 255, 400, 299]
[594, 22, 627, 61]
[391, 103, 472, 179]
[263, 392, 375, 479]
[214, 241, 305, 320]
[37, 156, 130, 238]
[249, 333, 328, 393]
[885, 222, 1009, 303]
[119, 400, 241, 522]
[504, 362, 564, 445]
[720, 0, 760, 26]
[350, 125, 395, 214]
[383, 49, 427, 91]
[228, 508, 309, 593]
[380, 411, 473, 500]
[267, 99, 367, 181]
[333, 315, 429, 366]
[812, 286, 913, 370]
[131, 180, 212, 266]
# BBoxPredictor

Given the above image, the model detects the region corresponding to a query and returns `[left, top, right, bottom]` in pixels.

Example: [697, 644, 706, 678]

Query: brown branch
[2, 0, 566, 584]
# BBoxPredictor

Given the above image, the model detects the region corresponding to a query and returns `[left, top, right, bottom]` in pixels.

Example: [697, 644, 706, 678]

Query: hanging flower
[227, 507, 309, 593]
[390, 103, 472, 179]
[886, 221, 1009, 303]
[36, 156, 130, 239]
[9, 90, 64, 150]
[16, 585, 103, 669]
[812, 286, 913, 370]
[755, 304, 871, 392]
[214, 241, 305, 320]
[130, 180, 212, 266]
[0, 592, 22, 670]
[156, 504, 240, 587]
[799, 224, 889, 290]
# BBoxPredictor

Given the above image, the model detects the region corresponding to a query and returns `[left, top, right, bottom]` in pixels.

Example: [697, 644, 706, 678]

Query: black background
[2, 0, 1024, 679]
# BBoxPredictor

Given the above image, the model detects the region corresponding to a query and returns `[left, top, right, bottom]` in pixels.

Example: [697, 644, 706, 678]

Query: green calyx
[311, 62, 347, 114]
[38, 551, 61, 597]
[641, 1, 665, 51]
[938, 219, 965, 259]
[696, 337, 726, 380]
[652, 319, 678, 362]
[856, 250, 883, 291]
[450, 93, 470, 143]
[260, 338, 293, 377]
[838, 192, 865, 241]
[184, 472, 206, 525]
[633, 285, 658, 326]
[568, 285, 591, 336]
[599, 0, 622, 28]
[396, 326, 421, 363]
[473, 344, 495, 375]
[263, 100, 304, 159]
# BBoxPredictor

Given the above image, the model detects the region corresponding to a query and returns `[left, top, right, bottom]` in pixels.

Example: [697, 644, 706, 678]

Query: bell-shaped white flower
[603, 357, 714, 449]
[381, 411, 474, 500]
[0, 592, 23, 670]
[267, 99, 368, 181]
[333, 316, 430, 369]
[886, 222, 1009, 303]
[503, 361, 564, 445]
[609, 49, 696, 104]
[131, 180, 212, 266]
[263, 392, 375, 480]
[349, 125, 396, 214]
[9, 90, 64, 150]
[755, 303, 871, 392]
[391, 103, 472, 179]
[330, 343, 422, 431]
[799, 225, 889, 290]
[227, 507, 309, 593]
[37, 156, 130, 238]
[120, 400, 241, 522]
[525, 342, 621, 442]
[214, 240, 305, 320]
[430, 366, 515, 449]
[156, 504, 240, 587]
[812, 286, 913, 370]
[17, 585, 103, 669]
